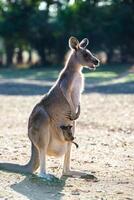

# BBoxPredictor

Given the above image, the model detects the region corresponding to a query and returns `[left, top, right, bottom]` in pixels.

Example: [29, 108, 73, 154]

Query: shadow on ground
[0, 82, 50, 95]
[11, 175, 67, 200]
[0, 80, 133, 95]
[85, 81, 134, 94]
[10, 173, 97, 200]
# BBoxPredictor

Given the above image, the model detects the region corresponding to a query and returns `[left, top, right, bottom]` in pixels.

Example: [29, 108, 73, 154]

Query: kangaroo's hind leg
[37, 124, 59, 181]
[29, 107, 54, 180]
[37, 127, 49, 179]
[62, 121, 90, 177]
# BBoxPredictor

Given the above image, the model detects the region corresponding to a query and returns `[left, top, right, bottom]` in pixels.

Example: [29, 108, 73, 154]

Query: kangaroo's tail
[0, 143, 39, 174]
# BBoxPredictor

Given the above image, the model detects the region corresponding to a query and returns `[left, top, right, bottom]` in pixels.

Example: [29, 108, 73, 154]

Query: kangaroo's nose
[94, 59, 99, 65]
[71, 136, 74, 141]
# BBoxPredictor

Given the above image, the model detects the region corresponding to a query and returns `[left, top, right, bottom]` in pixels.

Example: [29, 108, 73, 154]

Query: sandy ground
[0, 76, 134, 200]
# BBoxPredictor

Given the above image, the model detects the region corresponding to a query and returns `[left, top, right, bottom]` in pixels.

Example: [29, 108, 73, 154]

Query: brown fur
[0, 36, 99, 178]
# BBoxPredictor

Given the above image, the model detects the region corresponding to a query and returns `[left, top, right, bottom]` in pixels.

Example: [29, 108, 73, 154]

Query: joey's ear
[69, 125, 73, 129]
[69, 36, 79, 50]
[79, 38, 89, 48]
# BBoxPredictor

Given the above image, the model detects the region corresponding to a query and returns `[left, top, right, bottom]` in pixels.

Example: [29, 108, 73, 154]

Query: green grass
[125, 73, 134, 82]
[0, 68, 59, 80]
[0, 64, 133, 84]
[84, 71, 117, 84]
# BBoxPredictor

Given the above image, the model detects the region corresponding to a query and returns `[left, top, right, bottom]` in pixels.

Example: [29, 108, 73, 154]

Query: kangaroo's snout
[67, 133, 74, 141]
[71, 136, 74, 140]
[93, 58, 100, 66]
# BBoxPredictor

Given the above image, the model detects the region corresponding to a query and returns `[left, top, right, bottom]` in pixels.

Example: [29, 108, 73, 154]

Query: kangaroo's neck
[65, 51, 82, 73]
[62, 51, 84, 110]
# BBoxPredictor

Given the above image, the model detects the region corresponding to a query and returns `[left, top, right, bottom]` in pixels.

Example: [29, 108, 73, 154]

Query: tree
[0, 0, 134, 66]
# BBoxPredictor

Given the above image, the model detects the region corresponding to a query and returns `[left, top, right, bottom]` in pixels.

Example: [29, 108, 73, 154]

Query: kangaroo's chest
[71, 73, 84, 109]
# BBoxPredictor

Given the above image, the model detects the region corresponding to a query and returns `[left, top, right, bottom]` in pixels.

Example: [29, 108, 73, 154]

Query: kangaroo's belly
[47, 139, 68, 157]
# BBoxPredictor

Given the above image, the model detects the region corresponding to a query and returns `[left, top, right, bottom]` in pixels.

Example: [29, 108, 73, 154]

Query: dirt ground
[0, 75, 134, 200]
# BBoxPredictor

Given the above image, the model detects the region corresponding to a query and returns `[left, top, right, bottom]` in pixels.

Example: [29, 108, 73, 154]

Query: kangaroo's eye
[84, 53, 88, 58]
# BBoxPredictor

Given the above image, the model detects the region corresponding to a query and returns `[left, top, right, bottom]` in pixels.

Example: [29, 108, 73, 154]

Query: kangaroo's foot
[38, 172, 57, 181]
[62, 169, 87, 177]
[62, 170, 97, 180]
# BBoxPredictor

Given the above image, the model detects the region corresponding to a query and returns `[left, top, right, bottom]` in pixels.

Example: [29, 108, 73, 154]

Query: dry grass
[0, 68, 134, 200]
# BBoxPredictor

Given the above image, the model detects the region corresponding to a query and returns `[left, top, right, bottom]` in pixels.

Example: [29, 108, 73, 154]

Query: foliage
[0, 0, 133, 66]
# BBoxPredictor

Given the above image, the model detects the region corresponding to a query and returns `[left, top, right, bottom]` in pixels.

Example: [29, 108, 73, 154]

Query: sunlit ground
[0, 64, 134, 200]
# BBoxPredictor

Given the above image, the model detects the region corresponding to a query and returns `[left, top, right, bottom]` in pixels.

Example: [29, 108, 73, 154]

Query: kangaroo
[60, 125, 79, 148]
[0, 36, 99, 180]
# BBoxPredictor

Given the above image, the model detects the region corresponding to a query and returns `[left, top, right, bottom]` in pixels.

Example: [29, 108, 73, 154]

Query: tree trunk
[107, 49, 113, 63]
[27, 49, 32, 64]
[17, 47, 23, 64]
[121, 46, 128, 63]
[5, 41, 14, 66]
[38, 48, 46, 65]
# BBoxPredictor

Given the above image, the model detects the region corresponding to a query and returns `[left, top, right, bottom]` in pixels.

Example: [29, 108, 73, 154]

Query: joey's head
[60, 125, 74, 141]
[69, 36, 100, 70]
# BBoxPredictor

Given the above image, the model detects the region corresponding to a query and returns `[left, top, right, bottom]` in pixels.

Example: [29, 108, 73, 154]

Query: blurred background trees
[0, 0, 133, 67]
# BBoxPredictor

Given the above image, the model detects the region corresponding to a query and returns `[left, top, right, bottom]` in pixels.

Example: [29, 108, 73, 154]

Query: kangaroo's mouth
[88, 60, 100, 70]
[88, 64, 97, 70]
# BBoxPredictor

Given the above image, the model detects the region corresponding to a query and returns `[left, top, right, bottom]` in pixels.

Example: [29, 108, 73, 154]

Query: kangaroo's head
[69, 36, 100, 70]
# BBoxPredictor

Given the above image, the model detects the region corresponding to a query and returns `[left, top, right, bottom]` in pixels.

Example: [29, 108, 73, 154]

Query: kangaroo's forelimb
[65, 104, 80, 121]
[69, 104, 80, 120]
[59, 74, 81, 121]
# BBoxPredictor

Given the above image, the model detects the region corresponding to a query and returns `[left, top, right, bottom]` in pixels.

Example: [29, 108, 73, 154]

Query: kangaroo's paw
[69, 114, 77, 121]
[69, 105, 80, 120]
[38, 173, 55, 181]
[62, 170, 97, 180]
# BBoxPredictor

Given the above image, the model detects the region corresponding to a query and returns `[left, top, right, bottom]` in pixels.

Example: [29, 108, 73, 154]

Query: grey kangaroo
[0, 36, 99, 180]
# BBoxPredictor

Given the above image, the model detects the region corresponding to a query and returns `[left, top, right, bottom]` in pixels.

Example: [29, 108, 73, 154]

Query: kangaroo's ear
[69, 36, 79, 50]
[79, 38, 89, 48]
